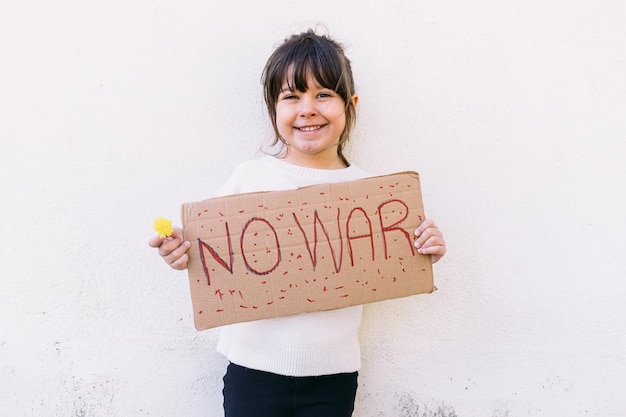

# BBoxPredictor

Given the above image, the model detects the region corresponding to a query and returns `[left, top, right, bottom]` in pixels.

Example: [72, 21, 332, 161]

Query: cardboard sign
[181, 171, 434, 330]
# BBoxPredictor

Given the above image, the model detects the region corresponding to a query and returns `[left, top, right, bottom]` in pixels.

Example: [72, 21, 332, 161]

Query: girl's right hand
[148, 227, 191, 270]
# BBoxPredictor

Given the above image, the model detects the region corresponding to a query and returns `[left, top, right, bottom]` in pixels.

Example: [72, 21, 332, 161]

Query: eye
[317, 91, 333, 98]
[280, 93, 298, 100]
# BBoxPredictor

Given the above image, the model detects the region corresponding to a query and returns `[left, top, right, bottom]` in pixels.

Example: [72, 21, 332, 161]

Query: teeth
[298, 126, 321, 132]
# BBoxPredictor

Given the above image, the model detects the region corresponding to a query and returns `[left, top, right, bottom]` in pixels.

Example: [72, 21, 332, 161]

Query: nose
[298, 95, 317, 117]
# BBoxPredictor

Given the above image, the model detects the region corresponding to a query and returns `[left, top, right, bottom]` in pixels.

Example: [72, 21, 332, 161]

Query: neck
[280, 150, 347, 170]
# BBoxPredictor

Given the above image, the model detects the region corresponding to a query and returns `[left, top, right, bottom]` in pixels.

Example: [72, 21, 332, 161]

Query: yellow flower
[153, 217, 173, 238]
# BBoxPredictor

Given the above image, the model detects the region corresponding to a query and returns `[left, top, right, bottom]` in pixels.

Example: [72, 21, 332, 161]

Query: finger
[148, 234, 165, 248]
[162, 240, 191, 265]
[170, 253, 190, 270]
[414, 218, 437, 239]
[157, 236, 181, 257]
[419, 245, 446, 263]
[156, 229, 187, 257]
[414, 227, 443, 250]
[417, 236, 446, 264]
[417, 232, 443, 249]
[417, 238, 446, 255]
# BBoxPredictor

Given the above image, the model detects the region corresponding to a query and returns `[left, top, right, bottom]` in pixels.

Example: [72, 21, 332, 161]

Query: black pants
[223, 362, 358, 417]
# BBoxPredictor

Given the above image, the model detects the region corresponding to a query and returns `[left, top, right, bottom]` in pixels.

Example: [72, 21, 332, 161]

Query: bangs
[266, 35, 353, 102]
[283, 42, 349, 96]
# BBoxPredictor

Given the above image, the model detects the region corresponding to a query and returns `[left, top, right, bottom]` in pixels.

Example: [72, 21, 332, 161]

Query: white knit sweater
[215, 155, 371, 377]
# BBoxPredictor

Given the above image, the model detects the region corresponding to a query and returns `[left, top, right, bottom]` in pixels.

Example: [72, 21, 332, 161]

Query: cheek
[274, 115, 293, 142]
[274, 106, 293, 127]
[335, 112, 347, 133]
[328, 101, 347, 123]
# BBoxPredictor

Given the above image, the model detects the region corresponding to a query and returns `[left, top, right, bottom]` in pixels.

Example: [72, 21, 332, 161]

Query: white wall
[2, 1, 625, 416]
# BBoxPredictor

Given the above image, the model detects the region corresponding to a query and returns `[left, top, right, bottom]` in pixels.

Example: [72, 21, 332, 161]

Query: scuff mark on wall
[491, 408, 511, 417]
[393, 391, 513, 417]
[395, 392, 459, 417]
[31, 373, 120, 417]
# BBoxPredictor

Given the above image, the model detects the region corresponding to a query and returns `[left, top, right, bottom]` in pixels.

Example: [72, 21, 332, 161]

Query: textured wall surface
[2, 1, 625, 416]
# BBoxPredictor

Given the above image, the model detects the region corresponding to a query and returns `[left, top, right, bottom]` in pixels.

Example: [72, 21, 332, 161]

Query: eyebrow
[280, 84, 330, 94]
[280, 84, 298, 94]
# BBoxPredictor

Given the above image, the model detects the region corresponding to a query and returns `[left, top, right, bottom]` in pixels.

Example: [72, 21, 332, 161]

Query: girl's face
[275, 73, 357, 169]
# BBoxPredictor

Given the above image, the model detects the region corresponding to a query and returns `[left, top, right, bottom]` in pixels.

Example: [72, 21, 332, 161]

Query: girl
[149, 29, 446, 417]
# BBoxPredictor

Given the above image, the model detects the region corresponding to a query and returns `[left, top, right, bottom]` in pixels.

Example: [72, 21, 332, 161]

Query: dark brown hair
[261, 30, 357, 166]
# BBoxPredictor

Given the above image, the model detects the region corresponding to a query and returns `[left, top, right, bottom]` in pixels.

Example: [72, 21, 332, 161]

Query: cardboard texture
[181, 171, 434, 330]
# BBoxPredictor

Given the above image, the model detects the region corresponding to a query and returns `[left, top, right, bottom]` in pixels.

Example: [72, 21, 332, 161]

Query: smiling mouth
[296, 125, 323, 132]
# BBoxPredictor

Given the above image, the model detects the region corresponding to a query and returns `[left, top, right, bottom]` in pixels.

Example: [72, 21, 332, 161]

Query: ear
[351, 94, 359, 107]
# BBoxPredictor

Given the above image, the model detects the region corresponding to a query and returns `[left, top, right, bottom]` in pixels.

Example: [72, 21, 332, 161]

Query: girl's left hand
[414, 218, 446, 264]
